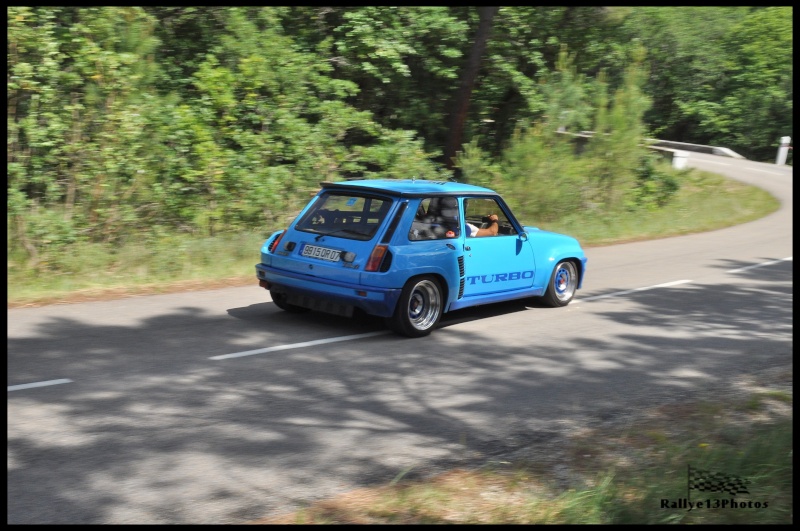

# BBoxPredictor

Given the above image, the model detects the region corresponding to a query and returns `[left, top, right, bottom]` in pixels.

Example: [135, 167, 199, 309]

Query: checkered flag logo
[688, 465, 750, 497]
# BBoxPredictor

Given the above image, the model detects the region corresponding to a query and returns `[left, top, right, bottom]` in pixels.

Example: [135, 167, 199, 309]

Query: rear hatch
[270, 191, 397, 282]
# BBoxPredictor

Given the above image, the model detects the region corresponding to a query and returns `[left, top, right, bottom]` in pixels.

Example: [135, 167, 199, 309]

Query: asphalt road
[7, 153, 793, 524]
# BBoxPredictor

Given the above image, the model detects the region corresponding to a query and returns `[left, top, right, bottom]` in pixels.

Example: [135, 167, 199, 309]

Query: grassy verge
[530, 167, 779, 246]
[7, 232, 267, 307]
[7, 167, 779, 307]
[252, 369, 792, 524]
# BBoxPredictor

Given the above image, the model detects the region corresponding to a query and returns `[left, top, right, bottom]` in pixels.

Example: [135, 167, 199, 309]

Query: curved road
[7, 153, 792, 524]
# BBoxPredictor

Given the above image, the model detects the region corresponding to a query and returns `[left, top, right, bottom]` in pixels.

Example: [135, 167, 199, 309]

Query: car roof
[319, 179, 497, 198]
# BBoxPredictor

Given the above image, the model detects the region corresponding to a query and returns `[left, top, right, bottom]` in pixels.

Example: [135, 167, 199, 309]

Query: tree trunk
[443, 6, 499, 171]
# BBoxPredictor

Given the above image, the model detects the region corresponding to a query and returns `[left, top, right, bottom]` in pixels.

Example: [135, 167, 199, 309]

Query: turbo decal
[466, 270, 534, 285]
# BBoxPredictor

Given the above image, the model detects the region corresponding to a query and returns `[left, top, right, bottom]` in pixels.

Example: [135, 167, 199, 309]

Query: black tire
[386, 276, 443, 338]
[542, 260, 578, 307]
[270, 289, 310, 313]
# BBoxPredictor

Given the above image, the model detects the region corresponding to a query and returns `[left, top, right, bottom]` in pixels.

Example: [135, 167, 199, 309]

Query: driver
[463, 198, 499, 237]
[467, 213, 499, 237]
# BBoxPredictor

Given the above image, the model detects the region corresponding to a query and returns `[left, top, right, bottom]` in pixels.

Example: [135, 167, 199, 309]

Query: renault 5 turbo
[256, 179, 587, 337]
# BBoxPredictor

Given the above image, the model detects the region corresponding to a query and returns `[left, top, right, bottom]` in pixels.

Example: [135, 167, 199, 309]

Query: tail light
[268, 230, 285, 253]
[365, 244, 388, 272]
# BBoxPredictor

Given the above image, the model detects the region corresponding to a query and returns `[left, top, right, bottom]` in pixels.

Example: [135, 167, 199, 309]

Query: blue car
[256, 179, 587, 337]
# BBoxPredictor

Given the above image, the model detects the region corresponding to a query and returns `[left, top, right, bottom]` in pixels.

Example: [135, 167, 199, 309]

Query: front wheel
[386, 276, 443, 337]
[542, 260, 578, 307]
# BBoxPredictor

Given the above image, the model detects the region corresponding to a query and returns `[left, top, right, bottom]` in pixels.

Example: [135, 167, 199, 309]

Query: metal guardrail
[643, 138, 745, 159]
[571, 131, 746, 159]
[557, 131, 747, 169]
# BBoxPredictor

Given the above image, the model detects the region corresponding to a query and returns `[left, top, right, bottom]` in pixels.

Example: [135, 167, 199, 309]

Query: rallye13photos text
[256, 179, 587, 337]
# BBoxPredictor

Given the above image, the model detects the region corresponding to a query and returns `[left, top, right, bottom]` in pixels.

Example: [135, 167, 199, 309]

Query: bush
[628, 154, 680, 210]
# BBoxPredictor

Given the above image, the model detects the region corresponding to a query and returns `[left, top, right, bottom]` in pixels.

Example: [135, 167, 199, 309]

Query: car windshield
[294, 192, 392, 241]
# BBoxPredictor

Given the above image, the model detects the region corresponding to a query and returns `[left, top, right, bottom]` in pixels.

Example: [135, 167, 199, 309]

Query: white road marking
[727, 256, 793, 274]
[574, 279, 693, 303]
[11, 257, 793, 384]
[8, 379, 73, 392]
[211, 331, 391, 360]
[209, 256, 792, 360]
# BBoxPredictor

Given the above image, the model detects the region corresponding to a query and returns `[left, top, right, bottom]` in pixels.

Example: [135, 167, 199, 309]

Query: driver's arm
[474, 214, 499, 237]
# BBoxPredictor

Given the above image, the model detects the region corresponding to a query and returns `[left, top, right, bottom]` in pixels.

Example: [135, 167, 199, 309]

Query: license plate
[301, 244, 341, 262]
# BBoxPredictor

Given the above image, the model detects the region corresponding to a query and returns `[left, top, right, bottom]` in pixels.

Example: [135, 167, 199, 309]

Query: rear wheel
[386, 276, 443, 337]
[270, 290, 310, 313]
[542, 260, 578, 307]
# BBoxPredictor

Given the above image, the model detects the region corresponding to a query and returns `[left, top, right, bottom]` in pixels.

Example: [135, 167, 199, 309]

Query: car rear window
[294, 192, 393, 241]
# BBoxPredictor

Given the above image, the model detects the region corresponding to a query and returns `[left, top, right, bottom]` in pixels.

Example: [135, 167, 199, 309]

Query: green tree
[585, 43, 652, 207]
[8, 7, 162, 261]
[616, 7, 791, 161]
[714, 7, 792, 161]
[142, 7, 232, 95]
[443, 6, 499, 169]
[618, 7, 749, 143]
[324, 7, 468, 160]
[474, 7, 626, 157]
[481, 48, 597, 221]
[179, 8, 448, 230]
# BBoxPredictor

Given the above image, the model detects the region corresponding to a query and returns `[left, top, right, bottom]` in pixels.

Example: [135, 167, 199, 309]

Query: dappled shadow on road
[7, 258, 792, 523]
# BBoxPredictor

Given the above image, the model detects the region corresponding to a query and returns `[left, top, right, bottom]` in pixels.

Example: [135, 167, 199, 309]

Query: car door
[460, 196, 536, 298]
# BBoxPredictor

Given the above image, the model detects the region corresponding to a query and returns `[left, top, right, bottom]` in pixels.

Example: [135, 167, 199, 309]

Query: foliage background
[7, 6, 793, 273]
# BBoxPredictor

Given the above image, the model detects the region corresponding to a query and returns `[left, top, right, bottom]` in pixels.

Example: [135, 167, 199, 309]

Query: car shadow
[227, 302, 387, 331]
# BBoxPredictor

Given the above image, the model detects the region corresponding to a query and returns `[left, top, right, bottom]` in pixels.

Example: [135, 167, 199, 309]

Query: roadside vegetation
[6, 164, 778, 308]
[8, 7, 791, 308]
[253, 370, 792, 524]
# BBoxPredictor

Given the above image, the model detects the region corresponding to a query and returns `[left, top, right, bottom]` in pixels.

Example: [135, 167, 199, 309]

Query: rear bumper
[255, 263, 402, 318]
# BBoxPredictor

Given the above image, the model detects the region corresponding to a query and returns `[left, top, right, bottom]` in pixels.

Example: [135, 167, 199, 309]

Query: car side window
[464, 197, 516, 236]
[408, 197, 461, 241]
